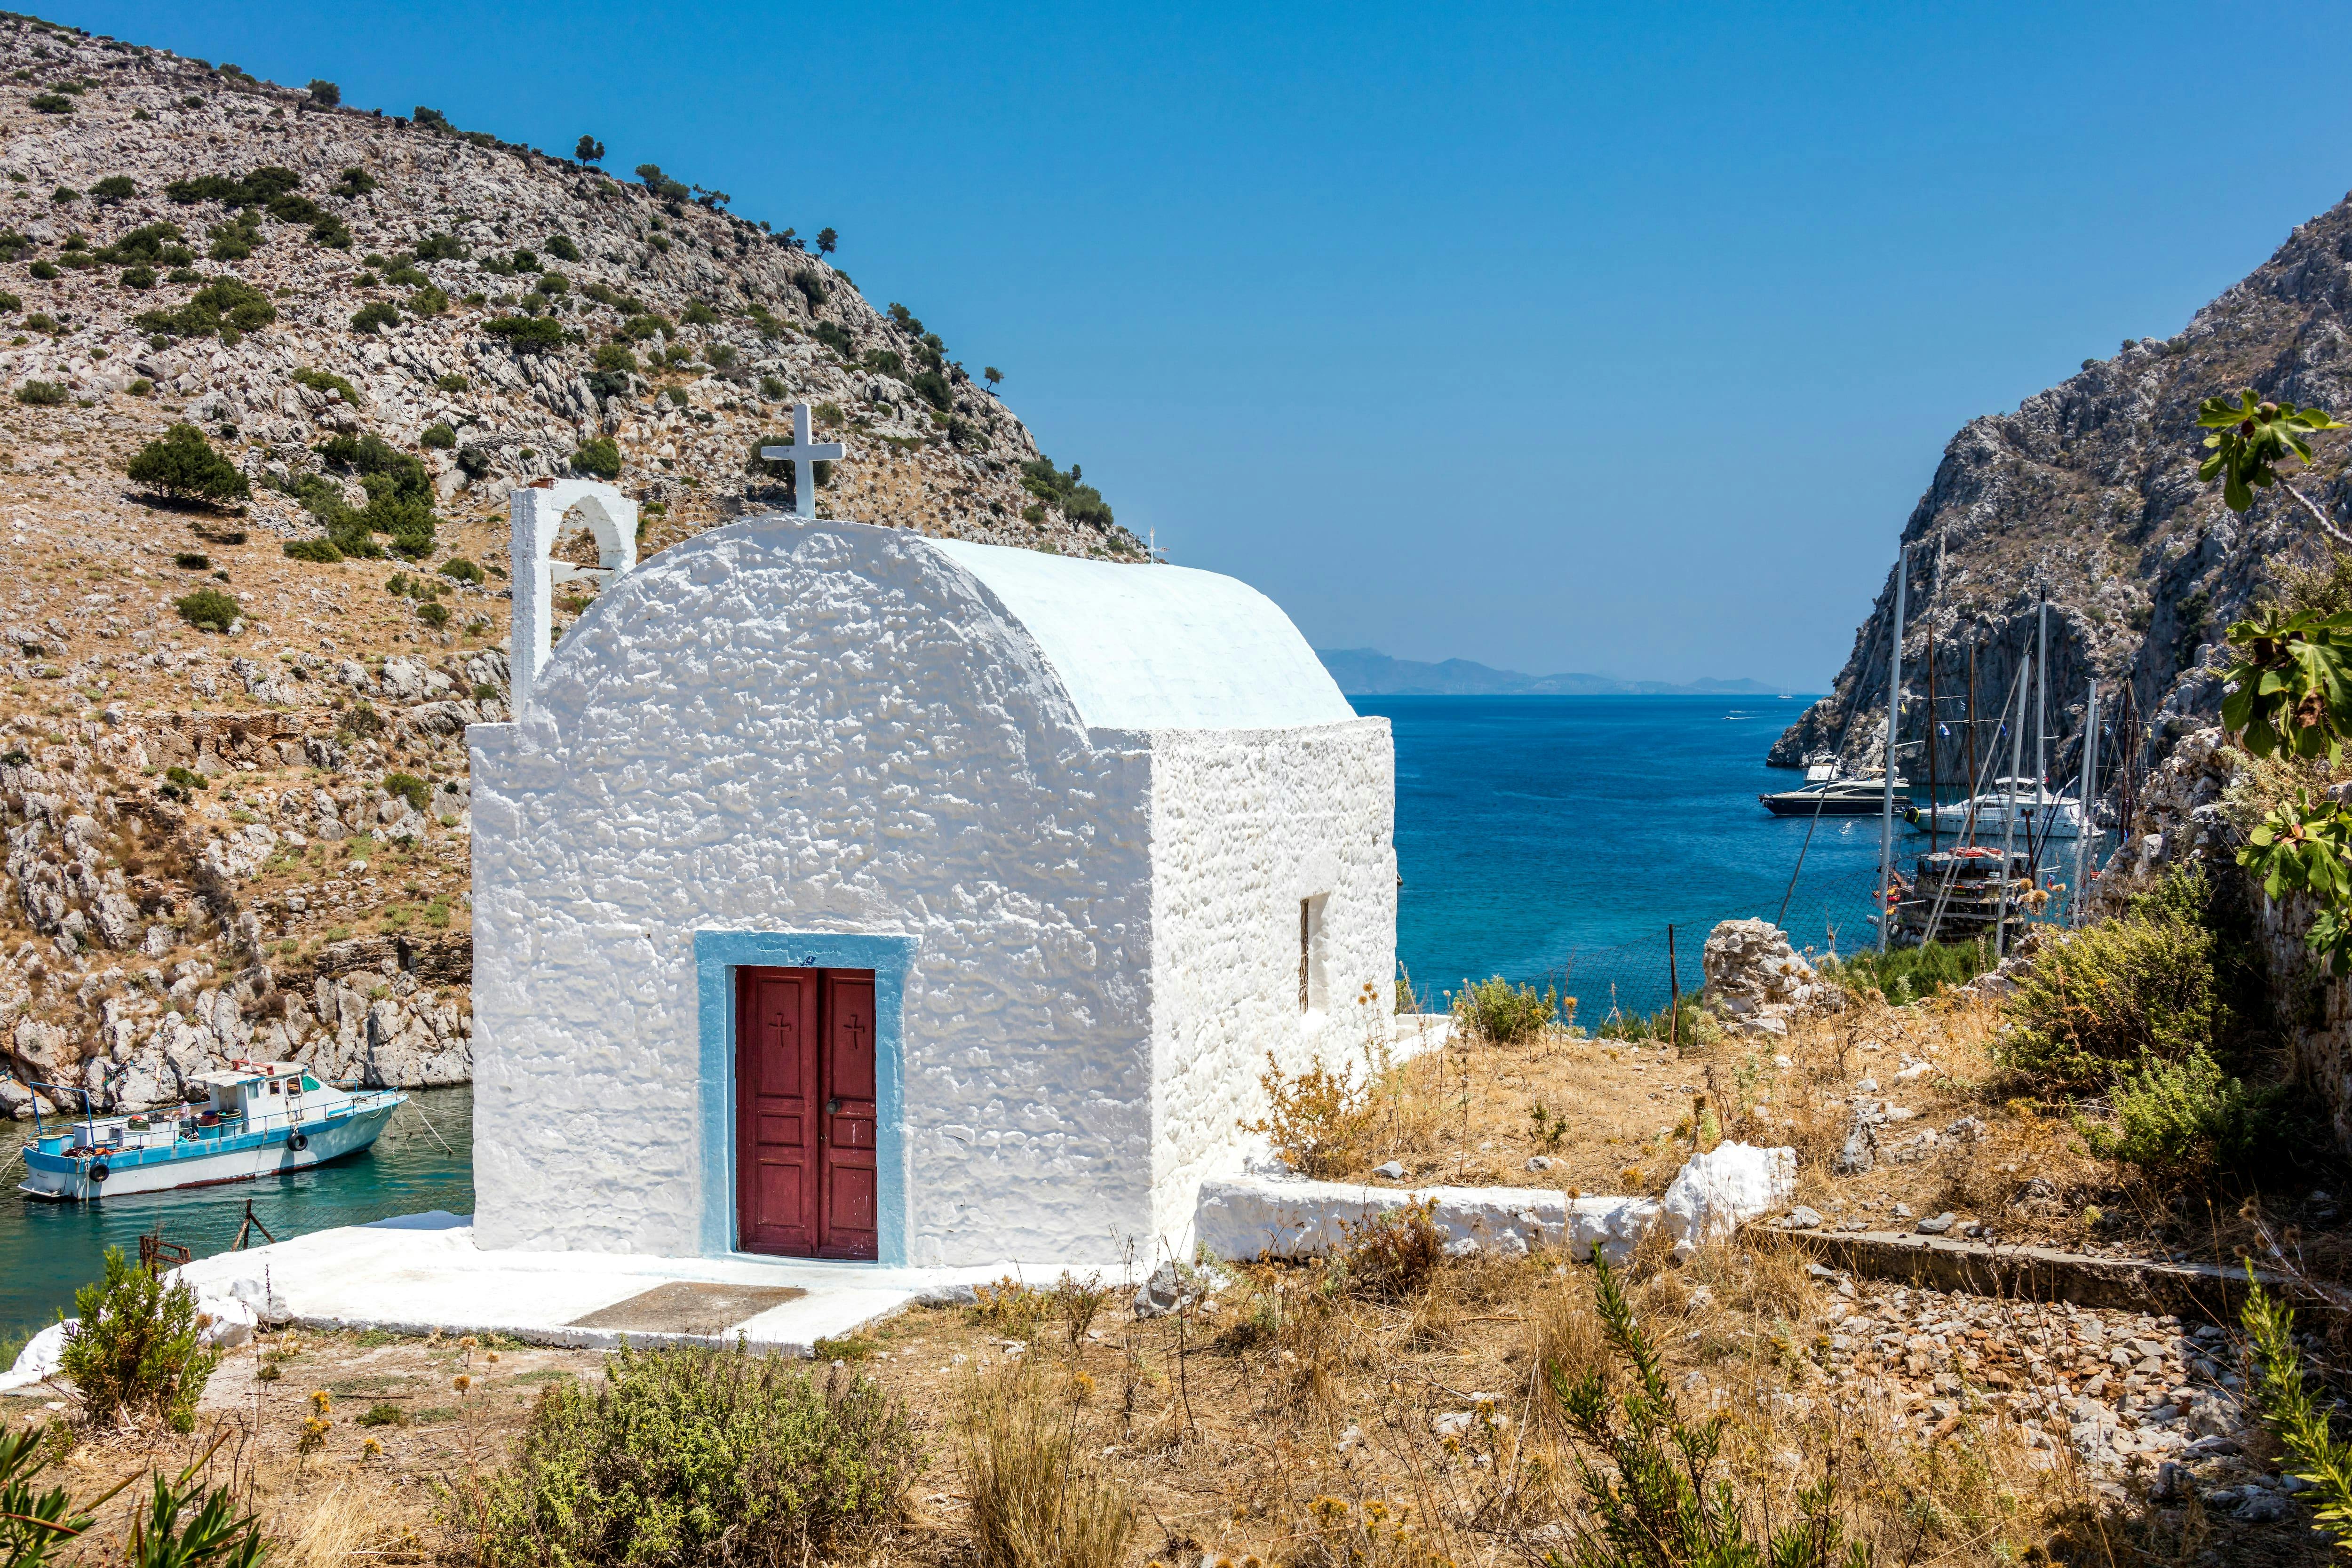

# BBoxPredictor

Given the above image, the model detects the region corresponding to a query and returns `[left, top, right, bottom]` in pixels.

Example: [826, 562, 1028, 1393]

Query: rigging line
[1775, 598, 1891, 931]
[1919, 657, 2028, 947]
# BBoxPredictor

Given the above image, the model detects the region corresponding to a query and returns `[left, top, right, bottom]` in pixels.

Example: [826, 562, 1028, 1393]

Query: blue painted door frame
[695, 930, 916, 1264]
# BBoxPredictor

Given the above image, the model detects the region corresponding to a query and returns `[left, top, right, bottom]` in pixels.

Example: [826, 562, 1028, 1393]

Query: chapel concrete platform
[174, 1212, 1120, 1355]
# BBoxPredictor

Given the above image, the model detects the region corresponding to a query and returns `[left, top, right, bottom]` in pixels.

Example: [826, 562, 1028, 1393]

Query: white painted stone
[507, 478, 638, 716]
[1192, 1174, 1660, 1265]
[1660, 1142, 1798, 1254]
[471, 516, 1395, 1266]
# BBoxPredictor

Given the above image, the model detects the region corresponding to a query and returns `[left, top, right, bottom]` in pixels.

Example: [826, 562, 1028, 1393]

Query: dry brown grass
[962, 1359, 1135, 1568]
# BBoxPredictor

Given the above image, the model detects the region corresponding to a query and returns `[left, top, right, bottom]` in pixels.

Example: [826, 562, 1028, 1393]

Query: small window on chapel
[1299, 894, 1330, 1015]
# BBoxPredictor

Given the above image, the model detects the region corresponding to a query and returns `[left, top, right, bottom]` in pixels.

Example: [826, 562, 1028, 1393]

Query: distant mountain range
[1315, 649, 1793, 697]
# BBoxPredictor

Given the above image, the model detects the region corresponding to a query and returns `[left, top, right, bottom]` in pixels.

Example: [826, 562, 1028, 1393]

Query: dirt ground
[4, 993, 2343, 1565]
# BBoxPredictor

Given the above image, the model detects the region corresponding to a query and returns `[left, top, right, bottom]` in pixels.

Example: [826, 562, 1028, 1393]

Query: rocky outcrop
[1699, 918, 1845, 1036]
[1773, 193, 2352, 784]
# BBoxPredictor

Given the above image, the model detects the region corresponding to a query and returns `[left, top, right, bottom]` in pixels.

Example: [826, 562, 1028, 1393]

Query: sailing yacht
[1907, 776, 2087, 839]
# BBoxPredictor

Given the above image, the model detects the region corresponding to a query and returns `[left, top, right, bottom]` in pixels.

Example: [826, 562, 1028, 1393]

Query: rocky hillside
[0, 14, 1144, 1120]
[1770, 189, 2352, 785]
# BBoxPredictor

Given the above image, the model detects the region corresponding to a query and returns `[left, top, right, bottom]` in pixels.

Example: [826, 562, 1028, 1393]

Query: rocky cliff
[0, 14, 1144, 1118]
[1770, 190, 2352, 785]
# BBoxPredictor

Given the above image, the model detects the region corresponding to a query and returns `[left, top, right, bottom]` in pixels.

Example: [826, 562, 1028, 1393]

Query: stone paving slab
[167, 1211, 1119, 1355]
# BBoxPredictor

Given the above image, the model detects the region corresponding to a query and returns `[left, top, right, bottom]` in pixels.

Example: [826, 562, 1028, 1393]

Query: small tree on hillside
[984, 366, 1002, 391]
[575, 134, 604, 164]
[126, 423, 248, 505]
[816, 227, 838, 256]
[307, 78, 339, 107]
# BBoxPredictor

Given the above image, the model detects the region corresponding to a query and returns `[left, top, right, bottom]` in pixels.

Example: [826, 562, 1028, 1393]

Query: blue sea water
[1, 1087, 473, 1345]
[1, 694, 2014, 1342]
[1357, 694, 1899, 1020]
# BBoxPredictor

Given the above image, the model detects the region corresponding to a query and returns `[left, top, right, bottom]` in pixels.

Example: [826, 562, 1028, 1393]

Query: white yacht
[1907, 777, 2087, 840]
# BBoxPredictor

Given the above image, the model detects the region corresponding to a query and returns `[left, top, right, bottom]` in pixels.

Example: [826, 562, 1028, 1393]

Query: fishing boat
[1884, 847, 2036, 945]
[1759, 758, 1911, 817]
[17, 1062, 404, 1201]
[1905, 776, 2087, 839]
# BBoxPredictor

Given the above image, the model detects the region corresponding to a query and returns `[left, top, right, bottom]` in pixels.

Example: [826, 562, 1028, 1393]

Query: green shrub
[535, 270, 569, 296]
[409, 285, 449, 316]
[26, 259, 56, 279]
[2086, 1047, 2285, 1176]
[382, 771, 430, 814]
[436, 371, 469, 393]
[1451, 975, 1557, 1044]
[350, 300, 398, 334]
[592, 342, 637, 373]
[58, 1246, 220, 1432]
[1019, 457, 1113, 530]
[13, 380, 66, 406]
[0, 292, 17, 314]
[419, 423, 455, 451]
[315, 432, 438, 558]
[2, 1420, 265, 1562]
[1999, 868, 2223, 1093]
[758, 374, 786, 399]
[1818, 937, 1995, 1005]
[483, 315, 564, 351]
[28, 92, 71, 114]
[119, 264, 155, 289]
[283, 537, 342, 563]
[620, 312, 668, 341]
[132, 277, 275, 338]
[810, 321, 857, 358]
[440, 557, 484, 583]
[174, 551, 209, 570]
[473, 1342, 921, 1567]
[291, 366, 361, 405]
[572, 437, 621, 479]
[416, 600, 450, 629]
[334, 166, 375, 198]
[545, 233, 582, 262]
[127, 423, 249, 502]
[88, 174, 134, 204]
[127, 377, 153, 397]
[174, 587, 240, 632]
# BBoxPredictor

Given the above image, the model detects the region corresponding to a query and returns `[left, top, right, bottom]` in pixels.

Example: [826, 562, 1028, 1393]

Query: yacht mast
[1996, 632, 2032, 960]
[1878, 544, 1910, 956]
[2072, 681, 2100, 928]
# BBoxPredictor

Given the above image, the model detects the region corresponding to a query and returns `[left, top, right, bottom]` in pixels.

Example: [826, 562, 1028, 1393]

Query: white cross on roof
[760, 401, 847, 519]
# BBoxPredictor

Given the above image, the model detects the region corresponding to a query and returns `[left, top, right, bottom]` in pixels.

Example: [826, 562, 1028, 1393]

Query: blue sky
[47, 1, 2352, 686]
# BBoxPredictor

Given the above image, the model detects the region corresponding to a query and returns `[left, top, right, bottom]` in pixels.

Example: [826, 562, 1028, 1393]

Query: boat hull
[17, 1101, 399, 1201]
[1759, 793, 1909, 817]
[1908, 806, 2086, 839]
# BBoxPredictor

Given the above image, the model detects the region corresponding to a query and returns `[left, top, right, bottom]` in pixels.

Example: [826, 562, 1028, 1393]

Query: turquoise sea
[4, 692, 2060, 1342]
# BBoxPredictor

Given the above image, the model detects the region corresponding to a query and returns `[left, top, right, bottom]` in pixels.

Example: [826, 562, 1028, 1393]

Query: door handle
[826, 1098, 839, 1115]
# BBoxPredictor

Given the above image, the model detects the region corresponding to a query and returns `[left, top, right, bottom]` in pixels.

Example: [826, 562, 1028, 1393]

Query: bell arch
[509, 478, 639, 714]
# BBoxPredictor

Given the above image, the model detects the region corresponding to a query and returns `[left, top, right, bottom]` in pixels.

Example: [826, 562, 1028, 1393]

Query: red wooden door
[819, 972, 879, 1259]
[736, 966, 880, 1261]
[736, 968, 819, 1255]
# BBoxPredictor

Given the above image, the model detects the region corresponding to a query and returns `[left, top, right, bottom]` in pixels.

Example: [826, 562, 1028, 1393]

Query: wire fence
[1414, 829, 2116, 1027]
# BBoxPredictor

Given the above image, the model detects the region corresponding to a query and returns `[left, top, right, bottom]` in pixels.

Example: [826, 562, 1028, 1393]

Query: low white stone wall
[1194, 1174, 1660, 1264]
[1193, 1143, 1797, 1267]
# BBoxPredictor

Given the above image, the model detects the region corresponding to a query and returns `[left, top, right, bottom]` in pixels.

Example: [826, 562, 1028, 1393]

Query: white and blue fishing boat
[17, 1062, 404, 1202]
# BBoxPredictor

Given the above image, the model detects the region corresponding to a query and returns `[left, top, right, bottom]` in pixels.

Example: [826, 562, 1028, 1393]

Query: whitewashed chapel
[468, 434, 1398, 1267]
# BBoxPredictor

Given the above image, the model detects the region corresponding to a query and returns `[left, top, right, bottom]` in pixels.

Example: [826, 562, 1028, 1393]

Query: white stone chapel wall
[470, 518, 1158, 1263]
[1144, 720, 1398, 1250]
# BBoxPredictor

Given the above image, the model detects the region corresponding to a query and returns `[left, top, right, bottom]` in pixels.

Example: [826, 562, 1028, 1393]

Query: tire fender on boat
[287, 1133, 308, 1153]
[87, 1161, 108, 1182]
